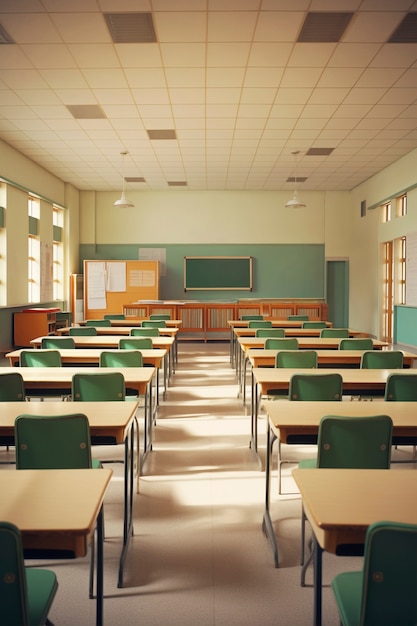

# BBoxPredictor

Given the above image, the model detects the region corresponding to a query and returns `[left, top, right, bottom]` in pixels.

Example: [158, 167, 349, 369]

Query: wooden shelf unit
[14, 308, 59, 347]
[123, 300, 328, 341]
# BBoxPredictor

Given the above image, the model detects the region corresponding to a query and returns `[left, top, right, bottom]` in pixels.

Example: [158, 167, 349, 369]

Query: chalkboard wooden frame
[184, 256, 253, 291]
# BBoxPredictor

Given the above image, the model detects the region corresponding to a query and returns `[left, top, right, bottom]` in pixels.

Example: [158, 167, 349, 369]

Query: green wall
[79, 243, 325, 301]
[394, 305, 417, 347]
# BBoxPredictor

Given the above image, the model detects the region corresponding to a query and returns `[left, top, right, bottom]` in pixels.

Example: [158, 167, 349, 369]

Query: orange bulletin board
[83, 259, 160, 319]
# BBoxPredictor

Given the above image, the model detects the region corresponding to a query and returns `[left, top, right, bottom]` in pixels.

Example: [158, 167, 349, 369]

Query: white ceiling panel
[0, 0, 415, 192]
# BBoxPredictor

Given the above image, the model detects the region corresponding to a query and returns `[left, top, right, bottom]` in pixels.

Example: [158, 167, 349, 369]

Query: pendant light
[114, 150, 135, 208]
[285, 150, 306, 208]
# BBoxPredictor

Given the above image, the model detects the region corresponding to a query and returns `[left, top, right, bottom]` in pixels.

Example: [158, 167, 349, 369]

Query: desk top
[0, 366, 155, 393]
[7, 348, 166, 367]
[248, 348, 416, 367]
[253, 367, 417, 393]
[57, 326, 178, 337]
[264, 399, 417, 441]
[0, 468, 112, 557]
[0, 400, 138, 442]
[292, 468, 417, 553]
[240, 336, 389, 350]
[31, 335, 174, 350]
[81, 319, 182, 328]
[228, 320, 332, 329]
[234, 327, 362, 338]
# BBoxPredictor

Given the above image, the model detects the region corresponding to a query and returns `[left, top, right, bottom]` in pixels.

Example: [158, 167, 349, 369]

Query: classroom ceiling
[0, 0, 417, 195]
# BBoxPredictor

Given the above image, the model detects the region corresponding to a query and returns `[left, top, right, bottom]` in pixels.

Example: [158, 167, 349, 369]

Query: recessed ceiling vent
[287, 177, 307, 183]
[298, 12, 353, 42]
[0, 24, 14, 44]
[168, 181, 187, 187]
[66, 105, 106, 119]
[147, 129, 177, 140]
[306, 147, 334, 156]
[125, 177, 146, 183]
[104, 12, 157, 43]
[388, 13, 417, 43]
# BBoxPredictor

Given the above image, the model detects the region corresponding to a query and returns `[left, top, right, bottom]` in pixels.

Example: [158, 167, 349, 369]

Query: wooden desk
[248, 348, 416, 368]
[81, 318, 182, 328]
[32, 334, 176, 380]
[58, 325, 178, 338]
[292, 469, 417, 626]
[0, 468, 112, 626]
[0, 401, 137, 588]
[250, 368, 417, 455]
[262, 400, 417, 570]
[0, 365, 155, 464]
[7, 347, 168, 401]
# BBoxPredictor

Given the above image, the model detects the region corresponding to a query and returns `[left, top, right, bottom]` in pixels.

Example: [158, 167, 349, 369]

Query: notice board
[184, 256, 253, 291]
[83, 259, 160, 319]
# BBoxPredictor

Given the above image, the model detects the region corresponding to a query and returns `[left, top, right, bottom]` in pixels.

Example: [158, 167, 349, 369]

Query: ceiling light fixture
[285, 151, 306, 208]
[114, 151, 135, 208]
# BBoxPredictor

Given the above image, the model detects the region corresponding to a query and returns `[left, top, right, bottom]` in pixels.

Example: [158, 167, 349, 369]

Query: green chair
[288, 315, 309, 321]
[130, 328, 159, 337]
[20, 349, 61, 368]
[300, 415, 393, 587]
[264, 337, 298, 350]
[69, 326, 97, 336]
[0, 372, 26, 451]
[0, 521, 58, 626]
[100, 350, 143, 370]
[72, 372, 125, 404]
[85, 319, 111, 327]
[385, 373, 417, 460]
[104, 314, 125, 320]
[361, 350, 404, 369]
[119, 337, 153, 350]
[248, 320, 272, 328]
[241, 315, 263, 321]
[332, 521, 417, 626]
[320, 328, 350, 338]
[149, 314, 170, 320]
[275, 373, 343, 493]
[41, 336, 75, 349]
[15, 412, 101, 598]
[255, 328, 285, 338]
[339, 338, 374, 350]
[301, 321, 327, 329]
[142, 320, 166, 328]
[276, 350, 318, 369]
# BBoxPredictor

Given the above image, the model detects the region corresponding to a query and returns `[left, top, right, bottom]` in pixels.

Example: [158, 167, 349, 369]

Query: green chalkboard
[184, 256, 252, 291]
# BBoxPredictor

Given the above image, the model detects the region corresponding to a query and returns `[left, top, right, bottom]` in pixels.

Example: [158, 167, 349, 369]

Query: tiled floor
[2, 342, 415, 625]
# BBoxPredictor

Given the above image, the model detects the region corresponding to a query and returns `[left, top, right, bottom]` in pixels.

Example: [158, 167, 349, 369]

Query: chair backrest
[41, 336, 75, 349]
[302, 321, 327, 329]
[142, 320, 166, 328]
[385, 373, 417, 401]
[248, 320, 272, 328]
[265, 337, 299, 350]
[0, 372, 26, 401]
[255, 328, 285, 338]
[241, 315, 263, 321]
[289, 373, 343, 401]
[287, 315, 309, 321]
[85, 319, 111, 327]
[15, 413, 93, 469]
[316, 414, 392, 468]
[69, 326, 97, 336]
[149, 314, 170, 320]
[104, 314, 125, 320]
[119, 337, 153, 350]
[130, 327, 160, 337]
[19, 349, 62, 367]
[99, 350, 143, 368]
[359, 521, 417, 626]
[72, 372, 125, 402]
[276, 350, 318, 369]
[361, 350, 404, 369]
[339, 338, 374, 350]
[0, 522, 58, 625]
[320, 328, 350, 338]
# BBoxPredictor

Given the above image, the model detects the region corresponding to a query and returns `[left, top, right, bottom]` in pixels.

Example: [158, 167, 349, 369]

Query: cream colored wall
[6, 185, 29, 305]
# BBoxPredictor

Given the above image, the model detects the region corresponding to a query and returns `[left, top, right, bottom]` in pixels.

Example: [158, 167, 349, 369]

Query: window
[396, 236, 406, 305]
[396, 194, 407, 217]
[28, 234, 40, 303]
[28, 195, 40, 219]
[381, 201, 392, 222]
[381, 237, 406, 343]
[381, 193, 407, 222]
[53, 206, 64, 300]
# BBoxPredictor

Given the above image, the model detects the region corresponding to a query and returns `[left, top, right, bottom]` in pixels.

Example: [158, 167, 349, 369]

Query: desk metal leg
[118, 421, 135, 588]
[262, 421, 279, 567]
[313, 537, 323, 626]
[96, 505, 105, 625]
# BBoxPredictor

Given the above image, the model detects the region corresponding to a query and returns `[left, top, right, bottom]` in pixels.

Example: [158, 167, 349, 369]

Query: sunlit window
[28, 234, 40, 303]
[53, 207, 64, 300]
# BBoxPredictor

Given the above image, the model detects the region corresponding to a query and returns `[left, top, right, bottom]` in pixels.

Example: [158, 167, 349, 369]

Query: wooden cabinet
[14, 309, 59, 347]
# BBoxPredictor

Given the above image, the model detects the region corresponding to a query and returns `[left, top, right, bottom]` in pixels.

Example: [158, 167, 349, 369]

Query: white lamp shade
[113, 193, 134, 208]
[285, 192, 306, 209]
